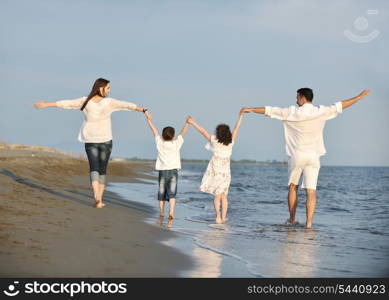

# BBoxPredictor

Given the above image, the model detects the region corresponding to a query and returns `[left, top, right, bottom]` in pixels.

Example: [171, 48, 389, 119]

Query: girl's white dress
[200, 135, 234, 195]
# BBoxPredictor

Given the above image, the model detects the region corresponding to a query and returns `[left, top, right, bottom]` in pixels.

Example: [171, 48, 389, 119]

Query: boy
[145, 111, 189, 220]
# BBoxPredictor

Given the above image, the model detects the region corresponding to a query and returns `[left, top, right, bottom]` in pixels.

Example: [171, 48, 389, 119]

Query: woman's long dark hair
[80, 78, 110, 111]
[216, 124, 232, 146]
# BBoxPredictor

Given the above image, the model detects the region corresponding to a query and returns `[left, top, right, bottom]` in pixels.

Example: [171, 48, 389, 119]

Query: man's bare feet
[286, 218, 298, 225]
[95, 202, 106, 208]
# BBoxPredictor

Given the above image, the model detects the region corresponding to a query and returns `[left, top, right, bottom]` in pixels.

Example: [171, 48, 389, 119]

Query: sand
[0, 145, 193, 277]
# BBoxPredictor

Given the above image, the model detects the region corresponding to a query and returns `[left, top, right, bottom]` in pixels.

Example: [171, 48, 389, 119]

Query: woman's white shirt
[56, 97, 137, 143]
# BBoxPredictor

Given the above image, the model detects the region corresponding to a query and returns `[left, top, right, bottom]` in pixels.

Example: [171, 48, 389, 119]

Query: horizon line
[113, 157, 389, 168]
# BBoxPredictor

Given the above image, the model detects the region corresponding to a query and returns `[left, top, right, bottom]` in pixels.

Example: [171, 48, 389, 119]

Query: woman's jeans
[84, 140, 112, 184]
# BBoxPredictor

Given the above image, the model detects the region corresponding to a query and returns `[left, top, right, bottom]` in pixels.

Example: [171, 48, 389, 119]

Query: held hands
[240, 107, 251, 114]
[186, 116, 194, 125]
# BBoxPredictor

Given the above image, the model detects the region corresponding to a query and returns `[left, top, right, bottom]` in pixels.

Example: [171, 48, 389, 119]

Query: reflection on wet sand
[277, 228, 319, 277]
[162, 224, 228, 277]
[156, 216, 164, 226]
[189, 229, 228, 277]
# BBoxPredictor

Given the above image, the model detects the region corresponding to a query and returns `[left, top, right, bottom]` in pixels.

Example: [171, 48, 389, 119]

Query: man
[241, 88, 370, 228]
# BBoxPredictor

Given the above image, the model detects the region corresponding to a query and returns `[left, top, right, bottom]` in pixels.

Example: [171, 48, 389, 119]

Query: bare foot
[215, 216, 223, 224]
[159, 214, 165, 218]
[168, 215, 175, 220]
[95, 202, 106, 208]
[221, 218, 228, 224]
[306, 223, 313, 229]
[286, 218, 298, 225]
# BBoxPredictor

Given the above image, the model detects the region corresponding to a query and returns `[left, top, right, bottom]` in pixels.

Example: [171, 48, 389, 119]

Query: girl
[187, 112, 244, 224]
[34, 78, 148, 208]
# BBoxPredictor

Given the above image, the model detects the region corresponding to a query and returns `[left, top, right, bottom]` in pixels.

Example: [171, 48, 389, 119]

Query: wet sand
[0, 145, 194, 277]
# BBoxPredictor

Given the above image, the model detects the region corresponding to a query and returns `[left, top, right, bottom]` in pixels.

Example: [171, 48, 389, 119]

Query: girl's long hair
[80, 78, 110, 111]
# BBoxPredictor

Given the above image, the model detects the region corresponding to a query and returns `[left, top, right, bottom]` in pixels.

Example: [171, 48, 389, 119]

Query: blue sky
[1, 0, 388, 165]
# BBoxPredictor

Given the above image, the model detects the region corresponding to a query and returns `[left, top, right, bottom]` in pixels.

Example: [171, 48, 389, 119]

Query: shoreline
[0, 145, 194, 277]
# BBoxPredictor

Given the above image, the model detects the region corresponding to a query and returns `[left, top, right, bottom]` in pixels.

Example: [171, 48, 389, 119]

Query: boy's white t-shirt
[155, 135, 184, 170]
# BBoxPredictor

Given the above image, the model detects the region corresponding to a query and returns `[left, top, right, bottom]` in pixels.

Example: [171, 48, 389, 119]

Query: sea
[108, 163, 389, 277]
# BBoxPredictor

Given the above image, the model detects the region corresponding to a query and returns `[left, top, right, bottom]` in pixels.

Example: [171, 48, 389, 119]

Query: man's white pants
[288, 152, 321, 190]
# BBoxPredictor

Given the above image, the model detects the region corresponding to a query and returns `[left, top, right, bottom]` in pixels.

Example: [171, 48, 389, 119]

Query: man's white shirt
[264, 102, 343, 157]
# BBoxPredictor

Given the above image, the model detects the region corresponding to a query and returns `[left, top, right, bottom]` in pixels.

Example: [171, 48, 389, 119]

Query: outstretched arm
[241, 106, 297, 121]
[187, 116, 211, 140]
[35, 97, 86, 110]
[110, 99, 147, 113]
[340, 89, 370, 110]
[34, 101, 58, 109]
[241, 107, 265, 114]
[145, 111, 159, 137]
[232, 112, 244, 141]
[179, 118, 190, 137]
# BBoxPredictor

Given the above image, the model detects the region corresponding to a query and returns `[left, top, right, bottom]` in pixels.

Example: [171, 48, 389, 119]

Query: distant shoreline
[112, 157, 288, 166]
[112, 157, 389, 168]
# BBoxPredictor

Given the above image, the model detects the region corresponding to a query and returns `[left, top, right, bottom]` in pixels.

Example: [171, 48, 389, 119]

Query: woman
[34, 78, 148, 208]
[187, 112, 244, 224]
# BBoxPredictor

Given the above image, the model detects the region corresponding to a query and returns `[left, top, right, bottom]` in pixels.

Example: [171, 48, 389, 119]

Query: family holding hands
[34, 78, 370, 228]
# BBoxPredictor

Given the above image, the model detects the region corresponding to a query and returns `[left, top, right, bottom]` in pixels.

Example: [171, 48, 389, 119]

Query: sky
[1, 0, 388, 166]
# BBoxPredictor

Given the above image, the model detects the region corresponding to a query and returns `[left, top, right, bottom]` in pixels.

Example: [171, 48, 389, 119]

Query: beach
[0, 144, 193, 277]
[1, 144, 388, 278]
